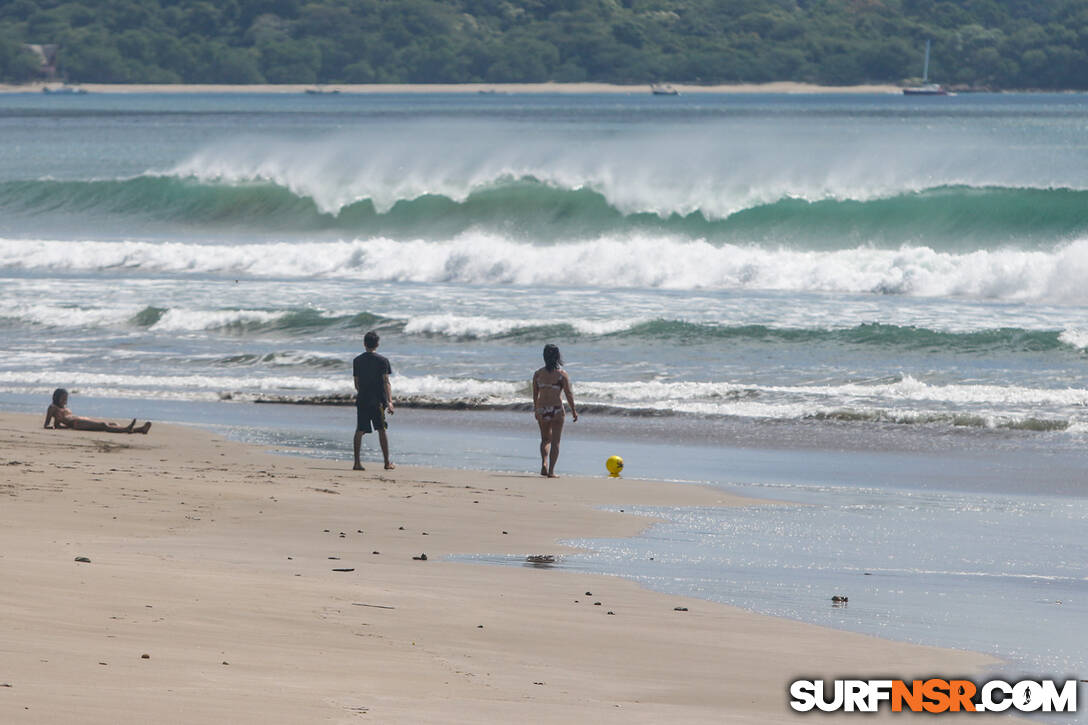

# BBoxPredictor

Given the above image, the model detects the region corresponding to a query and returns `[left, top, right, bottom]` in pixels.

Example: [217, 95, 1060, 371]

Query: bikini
[536, 377, 564, 420]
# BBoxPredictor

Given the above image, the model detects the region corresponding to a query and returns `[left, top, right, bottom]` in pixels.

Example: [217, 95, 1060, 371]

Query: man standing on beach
[353, 330, 395, 471]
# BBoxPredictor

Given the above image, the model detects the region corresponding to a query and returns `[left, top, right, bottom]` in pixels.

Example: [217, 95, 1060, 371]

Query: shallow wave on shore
[3, 369, 1084, 432]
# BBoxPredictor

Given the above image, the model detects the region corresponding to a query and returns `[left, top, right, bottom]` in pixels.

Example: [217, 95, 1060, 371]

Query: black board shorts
[356, 402, 387, 434]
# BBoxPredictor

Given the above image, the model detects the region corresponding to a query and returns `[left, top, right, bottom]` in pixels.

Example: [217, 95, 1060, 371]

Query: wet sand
[0, 413, 1011, 723]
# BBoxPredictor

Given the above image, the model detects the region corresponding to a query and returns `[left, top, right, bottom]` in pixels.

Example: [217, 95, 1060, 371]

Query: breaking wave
[5, 302, 1088, 354]
[3, 176, 1088, 247]
[6, 236, 1088, 302]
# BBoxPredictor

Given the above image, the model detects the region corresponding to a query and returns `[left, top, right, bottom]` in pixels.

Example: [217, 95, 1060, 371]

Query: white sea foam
[0, 299, 643, 339]
[0, 370, 522, 402]
[1, 367, 1082, 426]
[6, 236, 1088, 302]
[0, 370, 348, 394]
[1064, 421, 1088, 436]
[261, 351, 345, 367]
[1058, 328, 1088, 349]
[402, 314, 638, 338]
[771, 374, 1088, 408]
[392, 374, 523, 399]
[577, 375, 1088, 408]
[148, 308, 283, 332]
[0, 303, 141, 328]
[0, 302, 309, 333]
[402, 315, 529, 338]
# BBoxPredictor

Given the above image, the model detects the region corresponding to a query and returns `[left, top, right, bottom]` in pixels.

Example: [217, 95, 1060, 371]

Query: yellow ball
[606, 455, 624, 476]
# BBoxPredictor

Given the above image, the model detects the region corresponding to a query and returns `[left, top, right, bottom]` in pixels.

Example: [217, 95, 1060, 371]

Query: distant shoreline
[1, 80, 906, 95]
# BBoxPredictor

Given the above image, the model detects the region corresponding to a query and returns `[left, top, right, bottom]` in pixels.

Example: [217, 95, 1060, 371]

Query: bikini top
[538, 372, 565, 390]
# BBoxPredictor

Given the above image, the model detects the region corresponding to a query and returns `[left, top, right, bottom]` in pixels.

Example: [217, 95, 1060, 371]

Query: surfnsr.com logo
[789, 679, 1079, 713]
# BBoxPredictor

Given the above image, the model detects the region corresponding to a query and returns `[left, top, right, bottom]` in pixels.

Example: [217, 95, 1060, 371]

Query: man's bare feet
[353, 463, 365, 471]
[384, 462, 396, 470]
[135, 421, 151, 434]
[540, 465, 548, 476]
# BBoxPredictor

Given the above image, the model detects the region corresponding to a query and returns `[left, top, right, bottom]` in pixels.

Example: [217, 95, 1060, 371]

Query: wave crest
[6, 302, 1088, 353]
[6, 236, 1088, 302]
[3, 176, 1088, 247]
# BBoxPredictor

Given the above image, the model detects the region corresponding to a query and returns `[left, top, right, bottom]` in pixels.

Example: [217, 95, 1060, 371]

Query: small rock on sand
[74, 556, 91, 563]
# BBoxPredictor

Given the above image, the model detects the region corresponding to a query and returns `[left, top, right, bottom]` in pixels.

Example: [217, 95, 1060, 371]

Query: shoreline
[0, 413, 1015, 722]
[2, 80, 907, 95]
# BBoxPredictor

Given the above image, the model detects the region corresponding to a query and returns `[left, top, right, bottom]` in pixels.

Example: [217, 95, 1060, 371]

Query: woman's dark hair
[52, 388, 68, 406]
[543, 344, 562, 371]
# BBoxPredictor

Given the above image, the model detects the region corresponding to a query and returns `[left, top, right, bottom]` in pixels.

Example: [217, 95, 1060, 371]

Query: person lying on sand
[43, 388, 151, 434]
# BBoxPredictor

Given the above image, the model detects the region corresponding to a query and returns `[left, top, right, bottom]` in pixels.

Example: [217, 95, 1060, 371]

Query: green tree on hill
[0, 0, 1085, 89]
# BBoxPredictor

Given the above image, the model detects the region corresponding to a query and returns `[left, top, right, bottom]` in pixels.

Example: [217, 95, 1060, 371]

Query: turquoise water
[2, 92, 1086, 699]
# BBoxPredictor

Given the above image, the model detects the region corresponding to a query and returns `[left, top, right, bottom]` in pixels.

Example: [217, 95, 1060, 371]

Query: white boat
[902, 40, 951, 96]
[650, 83, 679, 96]
[42, 85, 87, 95]
[902, 83, 948, 96]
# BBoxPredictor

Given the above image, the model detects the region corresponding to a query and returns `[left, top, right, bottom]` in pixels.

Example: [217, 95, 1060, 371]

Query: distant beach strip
[1, 81, 904, 94]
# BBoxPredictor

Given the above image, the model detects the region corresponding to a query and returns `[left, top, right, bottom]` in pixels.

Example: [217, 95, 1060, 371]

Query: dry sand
[2, 81, 901, 95]
[0, 413, 1012, 723]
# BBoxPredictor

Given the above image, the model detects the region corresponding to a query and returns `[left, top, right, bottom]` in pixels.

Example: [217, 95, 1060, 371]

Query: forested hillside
[1, 0, 1086, 88]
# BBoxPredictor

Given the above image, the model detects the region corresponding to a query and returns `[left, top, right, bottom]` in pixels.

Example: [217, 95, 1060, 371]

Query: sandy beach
[0, 81, 902, 95]
[0, 412, 1019, 723]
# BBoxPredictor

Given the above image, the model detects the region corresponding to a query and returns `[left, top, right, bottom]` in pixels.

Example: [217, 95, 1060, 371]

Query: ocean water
[2, 92, 1086, 700]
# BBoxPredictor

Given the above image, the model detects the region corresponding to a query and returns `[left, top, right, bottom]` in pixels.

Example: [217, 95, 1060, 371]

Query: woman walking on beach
[532, 344, 577, 477]
[44, 388, 151, 433]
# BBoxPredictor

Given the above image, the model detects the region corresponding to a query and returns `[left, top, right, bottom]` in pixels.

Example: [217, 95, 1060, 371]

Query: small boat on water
[650, 83, 679, 96]
[42, 85, 87, 95]
[902, 83, 948, 96]
[304, 87, 341, 95]
[902, 40, 951, 96]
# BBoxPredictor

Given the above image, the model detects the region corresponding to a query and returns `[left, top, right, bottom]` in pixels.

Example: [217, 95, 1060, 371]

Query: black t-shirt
[353, 351, 391, 406]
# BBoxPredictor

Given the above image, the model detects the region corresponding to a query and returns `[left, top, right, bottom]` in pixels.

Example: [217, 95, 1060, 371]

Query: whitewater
[2, 91, 1086, 699]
